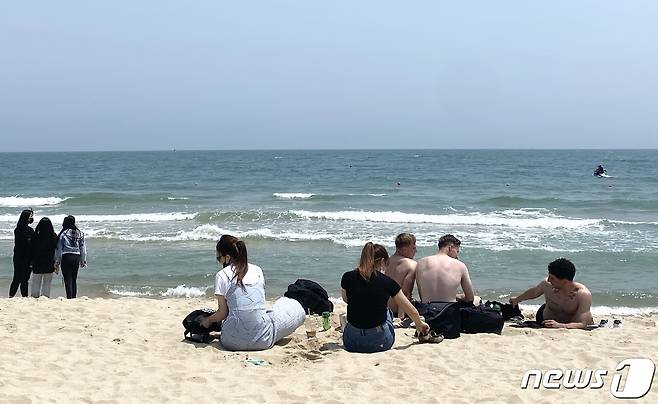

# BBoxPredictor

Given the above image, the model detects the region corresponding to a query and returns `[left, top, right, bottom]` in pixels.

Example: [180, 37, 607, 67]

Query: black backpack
[283, 279, 333, 315]
[414, 301, 462, 339]
[459, 303, 504, 335]
[182, 309, 222, 343]
[484, 300, 523, 321]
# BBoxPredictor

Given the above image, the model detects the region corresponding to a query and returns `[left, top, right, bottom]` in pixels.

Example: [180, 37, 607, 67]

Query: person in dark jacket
[9, 209, 35, 297]
[30, 217, 58, 298]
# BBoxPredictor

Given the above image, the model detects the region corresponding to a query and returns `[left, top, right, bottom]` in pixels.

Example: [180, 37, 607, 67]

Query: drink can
[339, 313, 347, 332]
[322, 312, 331, 331]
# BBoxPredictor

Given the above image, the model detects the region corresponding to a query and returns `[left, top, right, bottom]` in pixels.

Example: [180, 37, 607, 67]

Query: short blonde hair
[395, 233, 416, 249]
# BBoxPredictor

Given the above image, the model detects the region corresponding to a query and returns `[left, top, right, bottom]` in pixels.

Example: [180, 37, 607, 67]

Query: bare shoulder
[455, 259, 468, 272]
[538, 278, 552, 292]
[401, 257, 418, 272]
[416, 256, 431, 269]
[574, 282, 592, 299]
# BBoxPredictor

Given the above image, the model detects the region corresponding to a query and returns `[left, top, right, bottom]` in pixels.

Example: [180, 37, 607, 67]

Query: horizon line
[2, 147, 657, 153]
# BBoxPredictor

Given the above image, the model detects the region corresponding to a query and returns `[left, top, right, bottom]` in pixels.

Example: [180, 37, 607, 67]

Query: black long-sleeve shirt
[13, 224, 35, 262]
[31, 234, 58, 274]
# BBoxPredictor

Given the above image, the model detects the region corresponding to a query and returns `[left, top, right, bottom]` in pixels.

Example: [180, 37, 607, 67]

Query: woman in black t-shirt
[341, 242, 429, 353]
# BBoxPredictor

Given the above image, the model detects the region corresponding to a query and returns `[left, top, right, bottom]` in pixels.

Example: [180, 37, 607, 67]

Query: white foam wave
[521, 304, 658, 317]
[498, 208, 550, 217]
[240, 228, 366, 247]
[0, 212, 196, 223]
[100, 225, 366, 245]
[161, 285, 207, 298]
[2, 220, 652, 252]
[55, 224, 211, 243]
[368, 194, 386, 197]
[174, 225, 225, 241]
[4, 224, 630, 253]
[606, 219, 658, 225]
[0, 196, 69, 207]
[108, 288, 153, 297]
[273, 193, 315, 199]
[107, 285, 207, 298]
[167, 197, 189, 200]
[290, 210, 600, 230]
[483, 244, 586, 253]
[79, 212, 196, 222]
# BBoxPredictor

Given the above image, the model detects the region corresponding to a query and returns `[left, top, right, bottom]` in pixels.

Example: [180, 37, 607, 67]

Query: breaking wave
[290, 209, 602, 230]
[273, 193, 315, 199]
[108, 285, 208, 298]
[0, 196, 69, 207]
[0, 212, 196, 223]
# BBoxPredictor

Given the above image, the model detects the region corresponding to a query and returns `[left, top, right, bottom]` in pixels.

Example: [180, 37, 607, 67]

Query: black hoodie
[31, 232, 58, 274]
[13, 223, 35, 262]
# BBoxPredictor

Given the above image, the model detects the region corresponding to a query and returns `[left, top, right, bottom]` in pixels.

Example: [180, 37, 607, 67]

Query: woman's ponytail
[232, 240, 249, 288]
[357, 242, 376, 280]
[217, 235, 250, 288]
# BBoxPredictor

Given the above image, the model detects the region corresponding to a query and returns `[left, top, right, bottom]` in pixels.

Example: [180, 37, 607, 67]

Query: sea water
[1, 149, 657, 314]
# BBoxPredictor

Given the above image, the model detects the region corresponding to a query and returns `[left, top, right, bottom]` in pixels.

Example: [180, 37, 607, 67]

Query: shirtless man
[509, 258, 593, 329]
[415, 234, 475, 303]
[385, 233, 417, 317]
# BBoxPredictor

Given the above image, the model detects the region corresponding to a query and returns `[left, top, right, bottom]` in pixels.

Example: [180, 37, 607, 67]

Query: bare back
[385, 253, 417, 314]
[416, 254, 473, 303]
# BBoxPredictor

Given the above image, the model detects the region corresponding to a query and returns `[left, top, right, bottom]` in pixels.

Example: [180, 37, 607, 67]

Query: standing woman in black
[54, 215, 87, 299]
[9, 209, 35, 297]
[30, 217, 59, 298]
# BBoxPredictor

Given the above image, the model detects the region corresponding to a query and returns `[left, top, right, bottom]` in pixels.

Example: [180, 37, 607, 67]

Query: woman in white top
[201, 235, 305, 350]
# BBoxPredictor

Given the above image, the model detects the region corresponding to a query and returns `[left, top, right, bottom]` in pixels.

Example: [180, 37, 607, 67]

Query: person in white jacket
[54, 215, 86, 299]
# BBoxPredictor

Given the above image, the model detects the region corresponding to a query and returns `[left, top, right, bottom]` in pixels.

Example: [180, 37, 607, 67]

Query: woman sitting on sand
[341, 242, 430, 353]
[201, 235, 305, 351]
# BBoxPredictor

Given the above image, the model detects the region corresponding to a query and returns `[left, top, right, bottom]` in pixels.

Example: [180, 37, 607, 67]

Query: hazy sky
[2, 1, 657, 151]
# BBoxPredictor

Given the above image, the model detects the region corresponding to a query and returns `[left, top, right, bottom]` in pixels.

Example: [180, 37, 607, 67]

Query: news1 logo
[521, 358, 655, 399]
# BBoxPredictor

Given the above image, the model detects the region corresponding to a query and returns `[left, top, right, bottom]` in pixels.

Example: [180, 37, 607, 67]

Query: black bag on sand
[459, 304, 504, 335]
[484, 300, 523, 321]
[182, 309, 222, 343]
[284, 279, 333, 315]
[414, 301, 462, 339]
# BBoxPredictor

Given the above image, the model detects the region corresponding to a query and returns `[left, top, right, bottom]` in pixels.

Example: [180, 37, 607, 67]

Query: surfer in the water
[594, 165, 606, 177]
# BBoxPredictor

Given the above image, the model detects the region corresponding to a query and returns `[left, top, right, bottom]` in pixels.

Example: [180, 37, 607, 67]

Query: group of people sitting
[199, 232, 594, 354]
[342, 233, 594, 353]
[10, 209, 87, 299]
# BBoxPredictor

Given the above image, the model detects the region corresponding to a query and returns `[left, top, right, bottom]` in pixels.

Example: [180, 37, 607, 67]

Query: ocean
[1, 149, 657, 315]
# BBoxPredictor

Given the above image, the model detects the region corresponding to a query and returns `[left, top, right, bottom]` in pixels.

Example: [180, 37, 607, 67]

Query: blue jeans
[343, 310, 395, 353]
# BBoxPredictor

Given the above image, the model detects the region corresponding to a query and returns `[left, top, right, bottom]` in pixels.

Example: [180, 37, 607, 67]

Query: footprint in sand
[302, 350, 323, 361]
[275, 390, 307, 401]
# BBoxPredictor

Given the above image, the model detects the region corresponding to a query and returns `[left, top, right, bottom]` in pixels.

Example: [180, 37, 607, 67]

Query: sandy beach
[0, 297, 656, 403]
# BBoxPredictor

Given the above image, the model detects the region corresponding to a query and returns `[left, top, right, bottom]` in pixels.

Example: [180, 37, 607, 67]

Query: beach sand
[1, 297, 656, 403]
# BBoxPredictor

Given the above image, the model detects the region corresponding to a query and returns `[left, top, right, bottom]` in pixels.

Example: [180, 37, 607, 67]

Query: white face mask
[377, 259, 388, 272]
